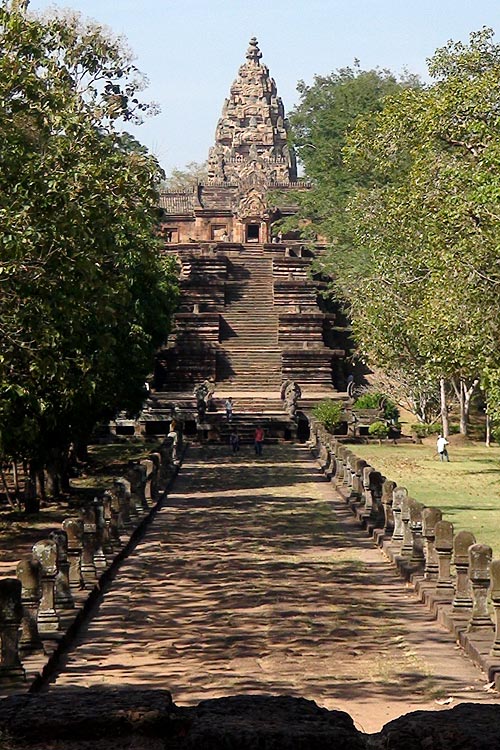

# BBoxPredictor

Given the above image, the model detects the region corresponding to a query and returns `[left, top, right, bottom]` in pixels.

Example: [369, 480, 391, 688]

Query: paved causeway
[47, 444, 500, 732]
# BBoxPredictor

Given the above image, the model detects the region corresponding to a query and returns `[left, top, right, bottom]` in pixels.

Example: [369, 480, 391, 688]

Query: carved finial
[246, 37, 262, 63]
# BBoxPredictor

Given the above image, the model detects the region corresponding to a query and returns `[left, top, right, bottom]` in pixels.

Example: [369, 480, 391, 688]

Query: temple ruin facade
[134, 38, 349, 439]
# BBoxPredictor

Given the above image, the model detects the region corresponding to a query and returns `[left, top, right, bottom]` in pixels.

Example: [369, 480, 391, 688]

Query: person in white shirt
[436, 434, 450, 462]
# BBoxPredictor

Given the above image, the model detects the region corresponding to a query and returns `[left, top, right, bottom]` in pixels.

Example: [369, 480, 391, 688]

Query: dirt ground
[25, 442, 500, 734]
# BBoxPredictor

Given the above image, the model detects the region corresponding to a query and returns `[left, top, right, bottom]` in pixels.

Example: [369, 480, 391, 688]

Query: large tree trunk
[12, 461, 20, 500]
[440, 378, 450, 437]
[0, 465, 16, 508]
[452, 377, 479, 436]
[44, 465, 60, 499]
[461, 378, 479, 436]
[36, 469, 46, 503]
[24, 464, 40, 514]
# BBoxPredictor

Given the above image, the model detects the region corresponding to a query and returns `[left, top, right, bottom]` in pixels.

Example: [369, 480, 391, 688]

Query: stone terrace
[43, 444, 499, 732]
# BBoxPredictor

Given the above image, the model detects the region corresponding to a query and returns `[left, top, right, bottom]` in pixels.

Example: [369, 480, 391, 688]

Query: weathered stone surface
[2, 692, 500, 749]
[182, 695, 365, 749]
[370, 703, 500, 749]
[0, 692, 364, 749]
[0, 688, 173, 745]
[207, 37, 297, 185]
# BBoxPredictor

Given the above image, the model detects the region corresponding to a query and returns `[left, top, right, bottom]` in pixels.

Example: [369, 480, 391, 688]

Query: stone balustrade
[306, 414, 500, 689]
[0, 441, 179, 690]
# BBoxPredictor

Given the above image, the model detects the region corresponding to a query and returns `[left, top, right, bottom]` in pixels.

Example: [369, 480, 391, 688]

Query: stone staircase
[217, 247, 282, 391]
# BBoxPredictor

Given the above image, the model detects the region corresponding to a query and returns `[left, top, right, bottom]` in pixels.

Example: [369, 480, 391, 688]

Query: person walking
[436, 434, 450, 461]
[225, 397, 233, 422]
[229, 428, 240, 454]
[254, 425, 264, 456]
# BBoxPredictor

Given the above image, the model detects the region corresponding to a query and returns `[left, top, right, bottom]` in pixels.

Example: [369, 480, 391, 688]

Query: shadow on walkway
[45, 443, 500, 732]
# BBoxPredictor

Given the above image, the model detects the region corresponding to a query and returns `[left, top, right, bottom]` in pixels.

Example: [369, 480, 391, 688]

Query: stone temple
[135, 38, 349, 440]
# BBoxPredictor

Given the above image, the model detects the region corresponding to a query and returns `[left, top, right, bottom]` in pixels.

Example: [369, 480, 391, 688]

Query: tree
[0, 5, 178, 497]
[163, 161, 208, 190]
[341, 28, 500, 436]
[287, 63, 420, 247]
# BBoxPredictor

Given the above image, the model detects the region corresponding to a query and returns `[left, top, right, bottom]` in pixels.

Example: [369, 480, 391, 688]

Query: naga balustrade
[0, 442, 177, 688]
[306, 413, 500, 688]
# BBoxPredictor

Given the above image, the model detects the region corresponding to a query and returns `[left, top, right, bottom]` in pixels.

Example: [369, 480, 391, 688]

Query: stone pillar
[32, 539, 60, 638]
[127, 464, 148, 516]
[400, 496, 414, 558]
[92, 498, 108, 572]
[340, 447, 350, 486]
[409, 500, 426, 566]
[103, 490, 121, 551]
[334, 446, 345, 485]
[62, 518, 84, 591]
[140, 458, 154, 505]
[159, 439, 172, 479]
[422, 507, 442, 580]
[81, 507, 98, 588]
[369, 471, 385, 529]
[318, 440, 329, 474]
[16, 557, 43, 654]
[362, 466, 373, 516]
[49, 530, 74, 610]
[391, 487, 407, 548]
[489, 559, 500, 656]
[114, 477, 133, 527]
[324, 442, 336, 480]
[381, 480, 397, 534]
[0, 579, 25, 682]
[308, 421, 319, 454]
[434, 520, 454, 592]
[344, 451, 354, 488]
[452, 530, 476, 612]
[467, 543, 494, 631]
[351, 458, 367, 502]
[149, 452, 162, 500]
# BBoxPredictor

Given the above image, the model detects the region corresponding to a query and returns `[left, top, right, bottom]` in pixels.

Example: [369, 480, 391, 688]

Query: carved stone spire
[207, 37, 297, 184]
[246, 37, 262, 63]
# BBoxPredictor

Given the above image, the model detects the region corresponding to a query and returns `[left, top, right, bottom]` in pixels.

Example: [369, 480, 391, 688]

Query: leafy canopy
[0, 4, 178, 469]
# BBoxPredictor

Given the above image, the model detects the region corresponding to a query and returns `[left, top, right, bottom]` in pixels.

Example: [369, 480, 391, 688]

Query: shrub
[312, 400, 344, 432]
[354, 391, 399, 421]
[428, 423, 443, 435]
[410, 422, 459, 437]
[368, 420, 389, 440]
[410, 423, 430, 438]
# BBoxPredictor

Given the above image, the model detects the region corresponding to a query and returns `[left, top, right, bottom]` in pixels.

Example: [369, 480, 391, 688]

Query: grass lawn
[351, 439, 500, 558]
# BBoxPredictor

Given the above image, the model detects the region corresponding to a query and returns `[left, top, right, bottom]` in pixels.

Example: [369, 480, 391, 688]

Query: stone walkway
[46, 444, 500, 732]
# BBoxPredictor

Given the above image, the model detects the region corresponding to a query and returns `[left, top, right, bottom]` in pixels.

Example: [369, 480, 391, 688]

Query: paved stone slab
[46, 444, 500, 732]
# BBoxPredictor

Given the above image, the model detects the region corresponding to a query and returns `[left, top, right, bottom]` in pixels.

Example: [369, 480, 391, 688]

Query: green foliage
[294, 28, 500, 431]
[288, 64, 421, 251]
[163, 161, 208, 190]
[368, 421, 389, 439]
[354, 392, 399, 421]
[345, 30, 500, 381]
[0, 6, 178, 478]
[410, 423, 442, 438]
[312, 400, 344, 432]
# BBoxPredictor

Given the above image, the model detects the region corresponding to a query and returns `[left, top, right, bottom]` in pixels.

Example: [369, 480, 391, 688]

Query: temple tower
[136, 38, 349, 440]
[207, 37, 297, 185]
[159, 38, 305, 245]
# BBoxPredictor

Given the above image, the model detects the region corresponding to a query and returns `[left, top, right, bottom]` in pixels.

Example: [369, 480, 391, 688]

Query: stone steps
[217, 249, 280, 388]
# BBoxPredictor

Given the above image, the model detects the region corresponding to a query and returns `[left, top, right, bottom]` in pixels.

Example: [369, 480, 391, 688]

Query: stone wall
[307, 415, 500, 690]
[0, 442, 181, 694]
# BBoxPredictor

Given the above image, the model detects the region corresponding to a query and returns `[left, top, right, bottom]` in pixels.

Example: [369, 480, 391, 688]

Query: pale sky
[28, 0, 500, 175]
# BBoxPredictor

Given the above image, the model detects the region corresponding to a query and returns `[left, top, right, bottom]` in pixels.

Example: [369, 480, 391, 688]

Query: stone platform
[29, 444, 500, 734]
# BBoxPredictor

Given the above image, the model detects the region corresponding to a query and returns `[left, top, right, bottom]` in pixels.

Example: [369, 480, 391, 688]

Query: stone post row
[0, 579, 25, 682]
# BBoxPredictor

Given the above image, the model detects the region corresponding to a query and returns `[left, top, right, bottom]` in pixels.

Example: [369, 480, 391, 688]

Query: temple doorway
[246, 223, 260, 242]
